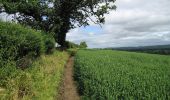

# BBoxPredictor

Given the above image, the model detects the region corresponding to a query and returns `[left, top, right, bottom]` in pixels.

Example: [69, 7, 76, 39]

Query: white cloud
[67, 0, 170, 48]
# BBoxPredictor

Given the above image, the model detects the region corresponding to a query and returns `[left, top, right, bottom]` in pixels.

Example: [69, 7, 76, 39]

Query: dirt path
[58, 57, 80, 100]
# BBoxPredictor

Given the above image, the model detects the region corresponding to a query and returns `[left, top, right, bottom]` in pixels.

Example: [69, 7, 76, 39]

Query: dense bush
[0, 21, 44, 63]
[42, 32, 55, 54]
[65, 41, 88, 49]
[79, 41, 87, 48]
[65, 41, 79, 49]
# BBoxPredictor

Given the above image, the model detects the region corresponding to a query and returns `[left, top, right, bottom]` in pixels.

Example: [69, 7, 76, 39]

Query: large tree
[0, 0, 116, 48]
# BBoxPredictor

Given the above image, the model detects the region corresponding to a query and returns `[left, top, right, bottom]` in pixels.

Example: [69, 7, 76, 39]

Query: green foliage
[65, 41, 88, 50]
[80, 41, 88, 48]
[0, 19, 58, 100]
[0, 61, 17, 86]
[0, 65, 34, 99]
[0, 22, 45, 69]
[0, 21, 44, 63]
[0, 51, 69, 100]
[42, 32, 55, 54]
[65, 41, 79, 49]
[74, 50, 170, 99]
[27, 51, 69, 100]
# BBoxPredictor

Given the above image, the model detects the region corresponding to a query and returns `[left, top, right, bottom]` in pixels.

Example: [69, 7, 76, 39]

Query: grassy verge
[74, 50, 170, 99]
[0, 51, 69, 100]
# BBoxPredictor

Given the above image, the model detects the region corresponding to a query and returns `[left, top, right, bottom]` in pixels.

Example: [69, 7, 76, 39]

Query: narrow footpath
[58, 57, 80, 100]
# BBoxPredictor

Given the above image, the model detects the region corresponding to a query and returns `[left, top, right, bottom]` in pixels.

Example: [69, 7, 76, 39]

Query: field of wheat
[74, 50, 170, 99]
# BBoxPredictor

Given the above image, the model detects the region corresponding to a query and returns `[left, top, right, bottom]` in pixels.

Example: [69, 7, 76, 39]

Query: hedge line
[0, 21, 55, 68]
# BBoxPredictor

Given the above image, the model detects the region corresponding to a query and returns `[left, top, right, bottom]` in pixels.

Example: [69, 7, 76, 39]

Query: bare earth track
[58, 57, 80, 100]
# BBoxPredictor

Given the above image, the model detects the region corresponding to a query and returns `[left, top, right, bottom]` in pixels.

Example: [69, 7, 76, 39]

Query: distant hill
[112, 44, 170, 51]
[106, 44, 170, 55]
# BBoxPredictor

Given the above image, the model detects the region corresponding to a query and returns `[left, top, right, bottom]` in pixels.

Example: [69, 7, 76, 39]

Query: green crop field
[74, 50, 170, 100]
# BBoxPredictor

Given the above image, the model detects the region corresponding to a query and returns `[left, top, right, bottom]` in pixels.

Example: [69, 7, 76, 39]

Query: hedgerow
[0, 21, 44, 62]
[0, 21, 56, 67]
[0, 21, 57, 99]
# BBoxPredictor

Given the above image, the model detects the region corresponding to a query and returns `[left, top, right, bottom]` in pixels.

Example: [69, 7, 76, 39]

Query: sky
[66, 0, 170, 48]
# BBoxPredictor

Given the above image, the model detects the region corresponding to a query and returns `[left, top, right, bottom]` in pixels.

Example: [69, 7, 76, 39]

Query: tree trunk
[54, 0, 71, 48]
[55, 17, 70, 49]
[57, 29, 67, 48]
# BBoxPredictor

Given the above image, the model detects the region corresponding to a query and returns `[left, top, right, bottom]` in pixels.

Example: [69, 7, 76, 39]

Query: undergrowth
[0, 51, 69, 100]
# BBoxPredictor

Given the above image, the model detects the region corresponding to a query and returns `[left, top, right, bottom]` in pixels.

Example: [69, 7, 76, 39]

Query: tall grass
[74, 50, 170, 99]
[0, 51, 69, 100]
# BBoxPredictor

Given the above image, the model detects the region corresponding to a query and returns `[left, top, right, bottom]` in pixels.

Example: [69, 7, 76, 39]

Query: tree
[65, 41, 79, 49]
[80, 41, 88, 48]
[0, 0, 55, 32]
[0, 0, 116, 48]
